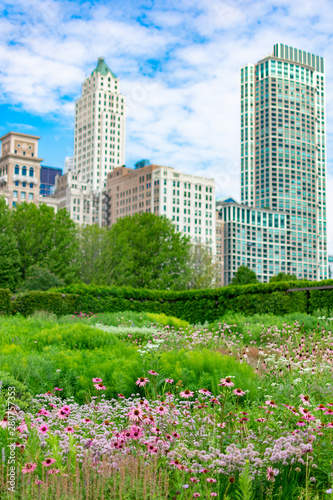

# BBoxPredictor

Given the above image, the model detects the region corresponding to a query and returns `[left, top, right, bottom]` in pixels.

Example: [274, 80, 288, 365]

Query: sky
[1, 0, 333, 250]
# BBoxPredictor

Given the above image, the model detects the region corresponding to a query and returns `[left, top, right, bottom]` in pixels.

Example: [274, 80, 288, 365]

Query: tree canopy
[230, 266, 258, 286]
[0, 205, 217, 291]
[270, 272, 298, 283]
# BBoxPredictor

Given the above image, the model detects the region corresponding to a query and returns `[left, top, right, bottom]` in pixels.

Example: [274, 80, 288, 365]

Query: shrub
[0, 370, 33, 412]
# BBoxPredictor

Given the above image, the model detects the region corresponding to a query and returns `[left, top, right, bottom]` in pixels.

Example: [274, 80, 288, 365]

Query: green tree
[231, 266, 258, 286]
[19, 265, 65, 292]
[270, 272, 298, 283]
[184, 243, 219, 289]
[10, 203, 79, 283]
[0, 198, 21, 289]
[76, 225, 109, 284]
[101, 213, 192, 289]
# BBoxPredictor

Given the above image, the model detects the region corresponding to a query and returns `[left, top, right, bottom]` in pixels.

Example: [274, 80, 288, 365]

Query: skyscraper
[73, 57, 126, 191]
[240, 43, 327, 280]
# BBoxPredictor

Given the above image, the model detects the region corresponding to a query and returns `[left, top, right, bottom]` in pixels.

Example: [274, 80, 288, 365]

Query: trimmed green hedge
[0, 289, 11, 315]
[2, 280, 333, 321]
[11, 291, 78, 317]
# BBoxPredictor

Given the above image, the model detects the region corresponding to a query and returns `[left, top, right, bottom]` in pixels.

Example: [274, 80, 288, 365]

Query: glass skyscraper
[240, 43, 327, 281]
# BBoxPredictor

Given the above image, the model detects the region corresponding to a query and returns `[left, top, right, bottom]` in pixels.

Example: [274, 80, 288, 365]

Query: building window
[14, 166, 19, 175]
[22, 166, 27, 176]
[15, 181, 19, 186]
[30, 183, 33, 189]
[29, 167, 34, 177]
[21, 192, 26, 200]
[29, 193, 33, 200]
[22, 182, 26, 187]
[13, 191, 17, 198]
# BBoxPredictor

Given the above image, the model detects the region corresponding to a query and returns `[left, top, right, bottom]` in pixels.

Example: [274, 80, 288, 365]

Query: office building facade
[217, 198, 289, 285]
[73, 57, 126, 191]
[240, 43, 327, 280]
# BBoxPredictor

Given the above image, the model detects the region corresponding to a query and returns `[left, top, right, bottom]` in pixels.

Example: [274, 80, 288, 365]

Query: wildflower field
[1, 309, 333, 499]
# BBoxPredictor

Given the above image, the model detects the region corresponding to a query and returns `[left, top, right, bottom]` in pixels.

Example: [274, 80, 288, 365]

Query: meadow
[0, 309, 333, 499]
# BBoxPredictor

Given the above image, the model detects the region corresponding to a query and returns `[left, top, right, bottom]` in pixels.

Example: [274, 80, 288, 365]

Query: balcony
[0, 174, 8, 183]
[13, 174, 38, 184]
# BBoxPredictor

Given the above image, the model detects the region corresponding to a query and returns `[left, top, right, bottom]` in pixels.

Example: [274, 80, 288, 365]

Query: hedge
[2, 280, 333, 322]
[11, 291, 79, 317]
[0, 288, 11, 315]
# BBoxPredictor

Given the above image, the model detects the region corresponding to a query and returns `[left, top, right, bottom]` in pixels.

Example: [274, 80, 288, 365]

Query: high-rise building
[73, 57, 126, 191]
[64, 156, 74, 174]
[40, 165, 63, 197]
[103, 163, 216, 254]
[240, 43, 327, 280]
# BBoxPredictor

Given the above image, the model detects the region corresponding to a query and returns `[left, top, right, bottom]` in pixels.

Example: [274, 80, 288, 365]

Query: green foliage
[270, 272, 298, 283]
[19, 265, 65, 292]
[0, 370, 33, 412]
[234, 461, 255, 500]
[101, 212, 193, 290]
[33, 323, 119, 350]
[10, 202, 78, 283]
[11, 291, 78, 317]
[159, 349, 259, 398]
[0, 198, 21, 289]
[0, 288, 11, 315]
[146, 312, 189, 330]
[231, 266, 258, 285]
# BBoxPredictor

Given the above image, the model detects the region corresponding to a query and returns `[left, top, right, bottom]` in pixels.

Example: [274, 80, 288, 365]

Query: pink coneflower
[64, 426, 74, 433]
[233, 388, 246, 397]
[200, 468, 209, 474]
[304, 413, 315, 421]
[128, 407, 144, 421]
[219, 377, 235, 387]
[207, 478, 217, 483]
[92, 378, 103, 383]
[42, 458, 56, 467]
[300, 394, 311, 405]
[256, 418, 267, 423]
[118, 393, 125, 398]
[325, 409, 333, 416]
[210, 494, 218, 497]
[38, 424, 49, 434]
[82, 417, 91, 423]
[0, 416, 8, 429]
[38, 408, 50, 416]
[180, 389, 194, 399]
[199, 388, 212, 395]
[155, 406, 167, 415]
[314, 404, 326, 411]
[54, 387, 63, 391]
[57, 409, 68, 419]
[296, 419, 306, 426]
[217, 422, 226, 428]
[94, 383, 107, 390]
[326, 422, 333, 428]
[148, 370, 159, 376]
[22, 462, 37, 473]
[165, 379, 174, 384]
[299, 407, 311, 416]
[193, 494, 201, 498]
[61, 406, 71, 414]
[190, 477, 200, 483]
[267, 467, 279, 481]
[35, 480, 43, 484]
[265, 400, 277, 407]
[209, 398, 220, 405]
[16, 422, 28, 433]
[48, 469, 61, 474]
[136, 377, 150, 387]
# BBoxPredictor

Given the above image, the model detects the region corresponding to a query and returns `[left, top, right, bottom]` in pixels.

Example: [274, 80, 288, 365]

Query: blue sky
[1, 0, 333, 248]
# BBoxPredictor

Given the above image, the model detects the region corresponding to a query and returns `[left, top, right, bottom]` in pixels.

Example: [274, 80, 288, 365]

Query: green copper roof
[91, 57, 117, 78]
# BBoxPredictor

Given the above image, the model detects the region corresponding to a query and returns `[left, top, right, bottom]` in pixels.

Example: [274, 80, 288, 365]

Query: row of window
[14, 166, 35, 177]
